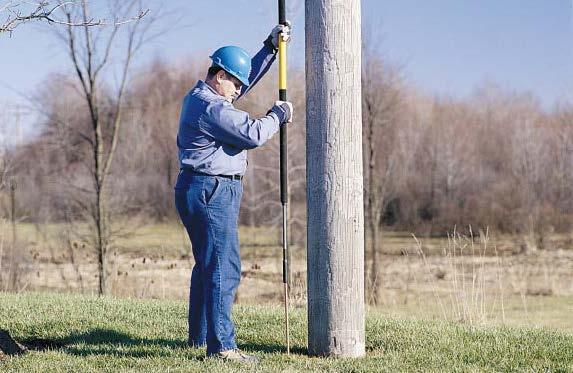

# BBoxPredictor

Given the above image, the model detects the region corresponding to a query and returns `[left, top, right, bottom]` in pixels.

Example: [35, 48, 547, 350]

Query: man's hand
[270, 101, 293, 124]
[269, 21, 292, 50]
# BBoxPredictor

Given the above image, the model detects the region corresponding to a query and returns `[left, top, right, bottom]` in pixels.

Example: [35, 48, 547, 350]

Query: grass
[2, 221, 498, 259]
[375, 291, 573, 332]
[0, 292, 572, 372]
[9, 221, 572, 259]
[8, 222, 283, 259]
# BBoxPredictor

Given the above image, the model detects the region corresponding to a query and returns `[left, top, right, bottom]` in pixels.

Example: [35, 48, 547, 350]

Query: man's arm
[236, 23, 291, 100]
[236, 41, 277, 100]
[200, 100, 280, 149]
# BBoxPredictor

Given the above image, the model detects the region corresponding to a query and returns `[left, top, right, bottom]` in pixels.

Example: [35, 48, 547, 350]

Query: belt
[181, 168, 243, 181]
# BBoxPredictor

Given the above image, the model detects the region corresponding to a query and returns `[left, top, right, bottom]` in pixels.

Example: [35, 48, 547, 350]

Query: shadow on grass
[238, 342, 307, 356]
[21, 329, 307, 359]
[21, 328, 193, 359]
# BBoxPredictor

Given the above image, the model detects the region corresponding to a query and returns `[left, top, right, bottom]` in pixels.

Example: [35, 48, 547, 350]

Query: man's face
[216, 71, 242, 102]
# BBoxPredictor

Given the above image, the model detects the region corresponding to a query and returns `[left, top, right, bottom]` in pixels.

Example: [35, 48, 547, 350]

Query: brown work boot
[213, 348, 258, 363]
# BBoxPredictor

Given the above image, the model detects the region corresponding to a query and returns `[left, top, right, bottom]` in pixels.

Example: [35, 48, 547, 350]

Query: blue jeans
[174, 170, 243, 355]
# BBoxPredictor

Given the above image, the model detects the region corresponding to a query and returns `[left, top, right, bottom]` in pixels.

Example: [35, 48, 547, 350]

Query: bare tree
[0, 106, 11, 191]
[361, 46, 405, 304]
[54, 0, 156, 294]
[0, 0, 147, 35]
[553, 106, 573, 213]
[122, 58, 193, 220]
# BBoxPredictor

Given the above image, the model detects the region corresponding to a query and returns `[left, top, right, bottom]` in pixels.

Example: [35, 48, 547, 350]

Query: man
[174, 23, 293, 363]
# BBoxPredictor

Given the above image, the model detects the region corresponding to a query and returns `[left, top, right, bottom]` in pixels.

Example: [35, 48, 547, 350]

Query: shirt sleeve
[236, 41, 277, 100]
[201, 99, 280, 150]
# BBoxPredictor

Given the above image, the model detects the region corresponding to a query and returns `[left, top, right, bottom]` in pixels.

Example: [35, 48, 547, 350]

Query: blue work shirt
[177, 43, 280, 176]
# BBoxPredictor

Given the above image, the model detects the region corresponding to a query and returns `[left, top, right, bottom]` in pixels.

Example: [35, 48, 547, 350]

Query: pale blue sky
[1, 0, 572, 118]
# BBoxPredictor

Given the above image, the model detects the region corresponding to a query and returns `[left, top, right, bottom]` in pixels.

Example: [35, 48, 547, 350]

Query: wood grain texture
[305, 0, 365, 357]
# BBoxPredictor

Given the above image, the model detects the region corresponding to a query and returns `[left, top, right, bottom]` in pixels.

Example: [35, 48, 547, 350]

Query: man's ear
[216, 70, 226, 83]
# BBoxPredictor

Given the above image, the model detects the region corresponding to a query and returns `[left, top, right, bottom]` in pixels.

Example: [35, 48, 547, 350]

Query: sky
[1, 0, 572, 143]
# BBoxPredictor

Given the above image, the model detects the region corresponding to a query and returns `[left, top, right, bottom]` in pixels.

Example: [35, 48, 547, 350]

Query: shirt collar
[197, 80, 219, 96]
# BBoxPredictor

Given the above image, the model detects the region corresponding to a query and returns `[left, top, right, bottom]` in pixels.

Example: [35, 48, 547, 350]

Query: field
[1, 222, 573, 332]
[1, 292, 572, 372]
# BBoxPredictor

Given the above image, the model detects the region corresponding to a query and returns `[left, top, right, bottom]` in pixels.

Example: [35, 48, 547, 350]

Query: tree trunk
[306, 0, 365, 357]
[365, 101, 381, 305]
[368, 222, 381, 305]
[96, 182, 108, 295]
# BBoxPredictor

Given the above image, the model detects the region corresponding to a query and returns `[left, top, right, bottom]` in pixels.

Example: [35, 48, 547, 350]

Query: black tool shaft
[278, 0, 290, 355]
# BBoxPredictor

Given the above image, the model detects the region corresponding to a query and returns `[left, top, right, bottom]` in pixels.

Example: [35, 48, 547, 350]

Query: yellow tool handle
[279, 37, 287, 90]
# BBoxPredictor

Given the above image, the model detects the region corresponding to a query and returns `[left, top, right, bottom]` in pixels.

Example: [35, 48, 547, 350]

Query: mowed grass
[0, 292, 571, 372]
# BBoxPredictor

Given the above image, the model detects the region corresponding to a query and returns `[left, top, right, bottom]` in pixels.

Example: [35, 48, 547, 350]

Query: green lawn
[0, 292, 571, 372]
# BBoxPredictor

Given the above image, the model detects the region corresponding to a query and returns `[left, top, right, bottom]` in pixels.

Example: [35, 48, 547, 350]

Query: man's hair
[207, 66, 224, 79]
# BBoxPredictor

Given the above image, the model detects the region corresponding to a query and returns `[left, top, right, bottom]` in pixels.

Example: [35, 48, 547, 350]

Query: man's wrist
[268, 111, 280, 123]
[264, 35, 278, 53]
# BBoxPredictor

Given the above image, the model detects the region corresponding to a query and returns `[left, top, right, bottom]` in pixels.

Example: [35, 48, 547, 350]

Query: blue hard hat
[209, 46, 252, 87]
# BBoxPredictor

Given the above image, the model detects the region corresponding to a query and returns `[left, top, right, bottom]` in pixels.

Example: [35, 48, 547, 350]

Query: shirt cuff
[264, 35, 278, 53]
[268, 111, 279, 122]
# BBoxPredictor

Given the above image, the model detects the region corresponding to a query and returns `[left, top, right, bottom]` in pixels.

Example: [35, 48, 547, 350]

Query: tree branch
[1, 1, 148, 35]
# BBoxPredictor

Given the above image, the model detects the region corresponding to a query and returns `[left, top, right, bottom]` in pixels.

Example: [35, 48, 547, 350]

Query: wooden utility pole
[306, 0, 365, 357]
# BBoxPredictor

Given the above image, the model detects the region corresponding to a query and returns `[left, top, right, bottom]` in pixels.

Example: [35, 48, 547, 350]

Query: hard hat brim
[210, 59, 251, 87]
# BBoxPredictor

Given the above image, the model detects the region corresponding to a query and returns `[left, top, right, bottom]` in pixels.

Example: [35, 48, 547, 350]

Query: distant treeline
[2, 55, 572, 238]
